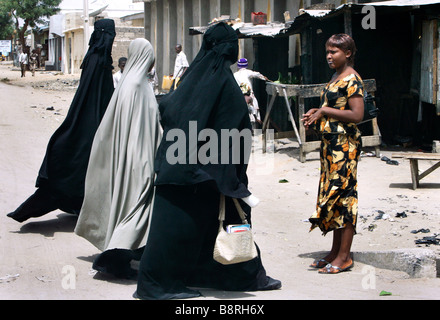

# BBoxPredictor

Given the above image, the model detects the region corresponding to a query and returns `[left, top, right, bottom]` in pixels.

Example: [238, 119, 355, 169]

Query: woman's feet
[309, 258, 330, 269]
[312, 223, 355, 273]
[318, 259, 354, 274]
[309, 252, 338, 268]
[310, 254, 353, 274]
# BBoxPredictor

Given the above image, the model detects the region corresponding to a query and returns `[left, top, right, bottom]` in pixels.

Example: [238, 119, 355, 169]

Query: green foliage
[2, 0, 62, 44]
[0, 9, 14, 39]
[7, 0, 61, 26]
[273, 71, 300, 85]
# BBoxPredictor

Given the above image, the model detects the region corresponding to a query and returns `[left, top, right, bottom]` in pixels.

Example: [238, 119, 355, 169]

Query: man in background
[113, 57, 127, 88]
[172, 44, 189, 81]
[19, 48, 28, 78]
[234, 58, 269, 128]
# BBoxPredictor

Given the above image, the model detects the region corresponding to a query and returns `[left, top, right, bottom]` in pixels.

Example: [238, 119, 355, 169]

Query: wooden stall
[262, 79, 381, 162]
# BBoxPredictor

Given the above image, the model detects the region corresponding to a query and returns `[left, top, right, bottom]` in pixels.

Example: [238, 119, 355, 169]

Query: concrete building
[62, 12, 144, 74]
[47, 0, 145, 74]
[134, 0, 352, 88]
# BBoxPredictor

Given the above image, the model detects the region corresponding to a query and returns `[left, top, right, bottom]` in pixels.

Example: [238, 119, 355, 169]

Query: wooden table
[392, 152, 440, 190]
[263, 79, 381, 162]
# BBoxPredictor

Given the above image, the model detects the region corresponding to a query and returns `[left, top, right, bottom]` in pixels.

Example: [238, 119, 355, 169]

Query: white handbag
[213, 194, 258, 265]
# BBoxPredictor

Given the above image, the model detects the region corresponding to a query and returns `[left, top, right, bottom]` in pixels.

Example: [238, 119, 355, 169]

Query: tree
[0, 1, 14, 39]
[3, 0, 62, 48]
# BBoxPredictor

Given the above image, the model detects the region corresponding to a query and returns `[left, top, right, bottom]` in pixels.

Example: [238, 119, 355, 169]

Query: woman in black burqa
[134, 22, 281, 300]
[7, 19, 116, 222]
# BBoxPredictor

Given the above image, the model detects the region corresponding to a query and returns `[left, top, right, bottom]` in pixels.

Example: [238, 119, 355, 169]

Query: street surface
[0, 63, 439, 302]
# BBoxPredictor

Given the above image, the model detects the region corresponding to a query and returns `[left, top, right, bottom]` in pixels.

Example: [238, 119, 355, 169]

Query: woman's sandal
[309, 259, 330, 269]
[318, 261, 354, 274]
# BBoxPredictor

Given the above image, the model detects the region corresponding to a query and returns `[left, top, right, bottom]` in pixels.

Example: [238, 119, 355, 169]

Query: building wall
[62, 13, 144, 74]
[69, 29, 85, 73]
[143, 0, 317, 89]
[112, 26, 145, 67]
[63, 13, 85, 74]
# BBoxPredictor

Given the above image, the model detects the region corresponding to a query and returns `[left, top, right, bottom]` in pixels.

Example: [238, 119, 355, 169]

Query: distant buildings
[42, 0, 145, 74]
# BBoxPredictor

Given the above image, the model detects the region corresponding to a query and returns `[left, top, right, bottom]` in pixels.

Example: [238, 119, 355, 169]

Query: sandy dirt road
[0, 63, 439, 301]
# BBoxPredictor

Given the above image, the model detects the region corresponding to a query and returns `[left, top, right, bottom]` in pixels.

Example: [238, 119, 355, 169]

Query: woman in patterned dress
[302, 34, 365, 274]
[29, 49, 38, 76]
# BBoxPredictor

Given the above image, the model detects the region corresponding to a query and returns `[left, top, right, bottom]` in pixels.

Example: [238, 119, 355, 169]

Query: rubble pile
[31, 78, 79, 91]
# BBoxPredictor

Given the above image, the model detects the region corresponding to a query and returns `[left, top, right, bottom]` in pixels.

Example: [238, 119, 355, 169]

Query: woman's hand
[302, 94, 365, 129]
[301, 108, 322, 129]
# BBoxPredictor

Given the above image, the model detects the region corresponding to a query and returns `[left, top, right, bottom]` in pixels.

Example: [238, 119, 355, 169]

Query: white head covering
[117, 38, 155, 90]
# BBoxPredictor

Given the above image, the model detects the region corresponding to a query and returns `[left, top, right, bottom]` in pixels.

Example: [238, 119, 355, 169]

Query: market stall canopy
[284, 0, 440, 34]
[295, 0, 440, 20]
[364, 0, 440, 6]
[189, 1, 440, 39]
[189, 21, 291, 38]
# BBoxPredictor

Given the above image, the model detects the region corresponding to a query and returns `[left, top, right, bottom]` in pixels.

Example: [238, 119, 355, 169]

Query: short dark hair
[118, 57, 127, 64]
[326, 33, 357, 66]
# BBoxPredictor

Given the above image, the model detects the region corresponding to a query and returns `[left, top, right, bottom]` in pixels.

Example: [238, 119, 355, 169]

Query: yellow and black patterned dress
[309, 73, 364, 235]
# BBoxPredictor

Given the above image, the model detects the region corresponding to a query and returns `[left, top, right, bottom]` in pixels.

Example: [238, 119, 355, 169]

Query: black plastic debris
[411, 228, 430, 234]
[374, 210, 388, 220]
[414, 236, 440, 245]
[381, 156, 399, 165]
[395, 211, 407, 218]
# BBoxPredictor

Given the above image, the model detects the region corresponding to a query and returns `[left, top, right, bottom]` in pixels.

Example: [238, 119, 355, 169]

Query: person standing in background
[172, 44, 189, 80]
[19, 48, 28, 77]
[234, 58, 269, 128]
[148, 65, 159, 94]
[239, 82, 258, 130]
[29, 49, 38, 77]
[113, 57, 127, 88]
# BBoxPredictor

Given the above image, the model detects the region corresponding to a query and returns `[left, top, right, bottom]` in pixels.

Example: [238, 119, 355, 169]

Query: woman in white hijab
[75, 38, 162, 279]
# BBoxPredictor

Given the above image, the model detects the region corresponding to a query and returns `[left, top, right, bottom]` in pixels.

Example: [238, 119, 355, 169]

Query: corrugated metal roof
[298, 9, 331, 17]
[290, 0, 440, 29]
[190, 21, 290, 38]
[170, 0, 440, 38]
[299, 0, 440, 19]
[367, 0, 440, 6]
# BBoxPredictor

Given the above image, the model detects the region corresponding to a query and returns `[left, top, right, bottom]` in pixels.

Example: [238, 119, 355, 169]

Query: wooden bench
[392, 152, 440, 190]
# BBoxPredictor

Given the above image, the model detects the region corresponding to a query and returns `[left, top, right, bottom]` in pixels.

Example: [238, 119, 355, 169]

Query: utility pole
[83, 0, 89, 54]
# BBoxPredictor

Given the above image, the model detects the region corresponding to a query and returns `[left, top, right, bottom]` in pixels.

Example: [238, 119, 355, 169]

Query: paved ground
[0, 62, 439, 303]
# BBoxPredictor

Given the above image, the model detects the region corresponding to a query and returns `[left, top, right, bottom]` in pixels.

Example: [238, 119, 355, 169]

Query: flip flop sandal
[318, 262, 354, 274]
[309, 259, 330, 269]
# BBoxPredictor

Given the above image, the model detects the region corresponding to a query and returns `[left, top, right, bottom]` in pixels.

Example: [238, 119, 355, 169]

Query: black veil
[37, 18, 116, 213]
[7, 19, 116, 221]
[154, 22, 252, 199]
